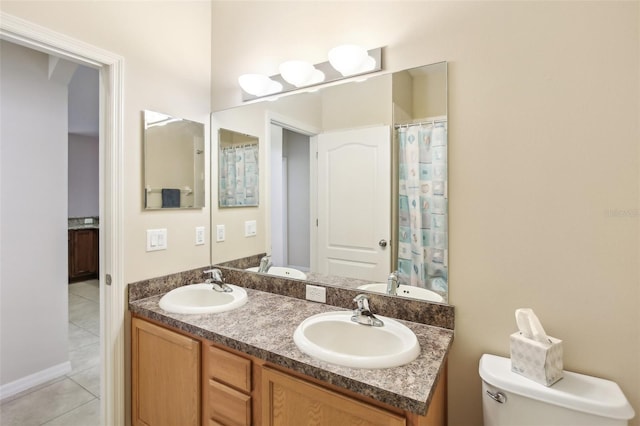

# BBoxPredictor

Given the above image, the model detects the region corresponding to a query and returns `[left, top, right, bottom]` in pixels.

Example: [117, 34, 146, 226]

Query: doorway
[0, 13, 125, 425]
[269, 124, 312, 271]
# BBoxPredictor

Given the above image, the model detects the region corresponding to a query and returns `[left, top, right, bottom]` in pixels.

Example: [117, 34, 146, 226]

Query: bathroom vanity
[129, 273, 454, 426]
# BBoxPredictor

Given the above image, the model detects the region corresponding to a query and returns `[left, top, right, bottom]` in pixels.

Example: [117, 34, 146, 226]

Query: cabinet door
[69, 229, 98, 281]
[262, 366, 406, 426]
[132, 317, 200, 426]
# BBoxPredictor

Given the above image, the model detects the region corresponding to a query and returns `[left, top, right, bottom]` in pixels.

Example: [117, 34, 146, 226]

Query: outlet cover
[305, 284, 326, 303]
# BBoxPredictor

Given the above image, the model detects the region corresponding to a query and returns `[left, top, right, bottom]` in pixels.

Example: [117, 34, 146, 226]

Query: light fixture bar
[241, 47, 382, 102]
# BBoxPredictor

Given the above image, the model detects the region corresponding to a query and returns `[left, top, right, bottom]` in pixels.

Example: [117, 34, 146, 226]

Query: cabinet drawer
[208, 345, 251, 393]
[208, 379, 251, 426]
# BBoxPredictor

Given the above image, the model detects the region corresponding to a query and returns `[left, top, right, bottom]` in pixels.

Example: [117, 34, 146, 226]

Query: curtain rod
[394, 119, 447, 129]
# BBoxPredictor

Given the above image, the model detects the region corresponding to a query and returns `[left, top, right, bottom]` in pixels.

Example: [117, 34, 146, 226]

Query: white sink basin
[159, 283, 247, 314]
[357, 283, 444, 303]
[293, 311, 420, 369]
[246, 266, 307, 280]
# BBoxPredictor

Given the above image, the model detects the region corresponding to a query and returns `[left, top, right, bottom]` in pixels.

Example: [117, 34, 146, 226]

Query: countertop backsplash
[128, 261, 454, 330]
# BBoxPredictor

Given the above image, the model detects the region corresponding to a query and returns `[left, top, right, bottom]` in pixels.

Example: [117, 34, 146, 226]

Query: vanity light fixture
[328, 44, 377, 77]
[238, 45, 383, 102]
[279, 60, 325, 87]
[238, 74, 283, 97]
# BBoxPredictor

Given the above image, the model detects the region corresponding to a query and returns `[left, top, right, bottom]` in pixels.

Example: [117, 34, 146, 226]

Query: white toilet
[479, 354, 635, 426]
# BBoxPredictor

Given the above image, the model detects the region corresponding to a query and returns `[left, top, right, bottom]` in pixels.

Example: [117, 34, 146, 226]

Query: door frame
[1, 12, 125, 425]
[264, 111, 320, 266]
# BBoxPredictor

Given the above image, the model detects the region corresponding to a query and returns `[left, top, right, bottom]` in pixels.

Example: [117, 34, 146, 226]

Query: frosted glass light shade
[238, 74, 283, 96]
[328, 44, 376, 76]
[279, 60, 325, 87]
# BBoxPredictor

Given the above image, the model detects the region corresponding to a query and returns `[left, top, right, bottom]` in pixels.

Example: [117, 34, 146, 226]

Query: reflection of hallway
[0, 280, 100, 425]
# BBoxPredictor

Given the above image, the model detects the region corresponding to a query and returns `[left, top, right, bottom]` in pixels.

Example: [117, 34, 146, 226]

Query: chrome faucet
[351, 294, 384, 327]
[204, 268, 232, 292]
[258, 255, 272, 273]
[386, 270, 399, 295]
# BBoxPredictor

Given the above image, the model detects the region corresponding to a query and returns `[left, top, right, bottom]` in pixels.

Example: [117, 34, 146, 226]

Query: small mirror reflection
[143, 110, 205, 209]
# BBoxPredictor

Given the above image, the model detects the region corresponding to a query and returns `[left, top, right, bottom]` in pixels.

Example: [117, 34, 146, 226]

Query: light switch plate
[195, 226, 205, 245]
[216, 224, 225, 242]
[146, 228, 167, 251]
[244, 220, 257, 237]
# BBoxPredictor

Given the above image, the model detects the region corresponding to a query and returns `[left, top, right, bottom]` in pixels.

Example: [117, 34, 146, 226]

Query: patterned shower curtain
[397, 122, 448, 293]
[219, 144, 259, 206]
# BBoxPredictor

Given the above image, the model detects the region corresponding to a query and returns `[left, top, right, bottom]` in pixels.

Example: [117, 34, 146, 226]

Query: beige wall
[414, 72, 447, 119]
[1, 1, 213, 283]
[321, 74, 392, 130]
[212, 2, 640, 425]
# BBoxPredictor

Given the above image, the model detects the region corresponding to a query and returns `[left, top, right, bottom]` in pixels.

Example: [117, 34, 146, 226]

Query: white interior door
[316, 125, 390, 281]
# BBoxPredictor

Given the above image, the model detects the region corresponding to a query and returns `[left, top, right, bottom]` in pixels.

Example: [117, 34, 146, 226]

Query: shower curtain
[397, 122, 448, 292]
[219, 143, 259, 206]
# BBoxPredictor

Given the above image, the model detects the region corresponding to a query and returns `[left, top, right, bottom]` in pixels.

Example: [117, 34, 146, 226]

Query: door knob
[378, 239, 387, 248]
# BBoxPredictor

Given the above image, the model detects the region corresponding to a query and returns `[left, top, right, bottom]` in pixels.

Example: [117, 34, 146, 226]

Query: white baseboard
[0, 361, 72, 401]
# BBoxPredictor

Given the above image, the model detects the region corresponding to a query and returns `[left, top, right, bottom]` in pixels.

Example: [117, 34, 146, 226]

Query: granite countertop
[68, 224, 100, 230]
[129, 286, 453, 415]
[68, 217, 99, 230]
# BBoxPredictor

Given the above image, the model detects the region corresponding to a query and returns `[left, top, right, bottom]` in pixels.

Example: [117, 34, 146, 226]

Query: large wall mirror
[211, 62, 448, 303]
[143, 110, 205, 209]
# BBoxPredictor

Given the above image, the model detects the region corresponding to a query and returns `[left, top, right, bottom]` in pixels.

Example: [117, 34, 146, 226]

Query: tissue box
[510, 332, 563, 386]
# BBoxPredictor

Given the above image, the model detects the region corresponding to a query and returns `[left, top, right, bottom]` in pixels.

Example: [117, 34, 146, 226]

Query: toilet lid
[479, 354, 635, 420]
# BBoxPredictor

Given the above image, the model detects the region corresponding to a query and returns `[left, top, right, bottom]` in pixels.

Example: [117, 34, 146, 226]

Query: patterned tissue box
[510, 332, 563, 386]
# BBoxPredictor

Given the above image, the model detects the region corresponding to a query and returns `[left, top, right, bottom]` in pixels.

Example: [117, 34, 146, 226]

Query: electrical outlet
[216, 224, 225, 242]
[305, 284, 326, 303]
[195, 226, 205, 245]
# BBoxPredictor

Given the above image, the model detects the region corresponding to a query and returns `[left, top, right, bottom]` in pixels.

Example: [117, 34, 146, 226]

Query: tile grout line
[38, 396, 99, 426]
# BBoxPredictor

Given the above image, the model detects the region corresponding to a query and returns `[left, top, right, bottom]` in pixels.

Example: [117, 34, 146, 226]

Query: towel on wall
[161, 188, 181, 208]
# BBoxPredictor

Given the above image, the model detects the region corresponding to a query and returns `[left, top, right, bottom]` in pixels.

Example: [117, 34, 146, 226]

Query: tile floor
[1, 280, 101, 426]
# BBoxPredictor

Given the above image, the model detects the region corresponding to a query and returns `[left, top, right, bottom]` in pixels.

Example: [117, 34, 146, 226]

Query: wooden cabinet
[132, 317, 201, 426]
[261, 365, 447, 426]
[132, 317, 446, 426]
[68, 228, 98, 282]
[262, 366, 406, 426]
[204, 344, 254, 426]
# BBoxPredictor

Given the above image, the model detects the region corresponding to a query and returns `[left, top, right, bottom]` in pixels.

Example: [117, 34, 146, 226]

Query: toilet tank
[479, 354, 635, 426]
